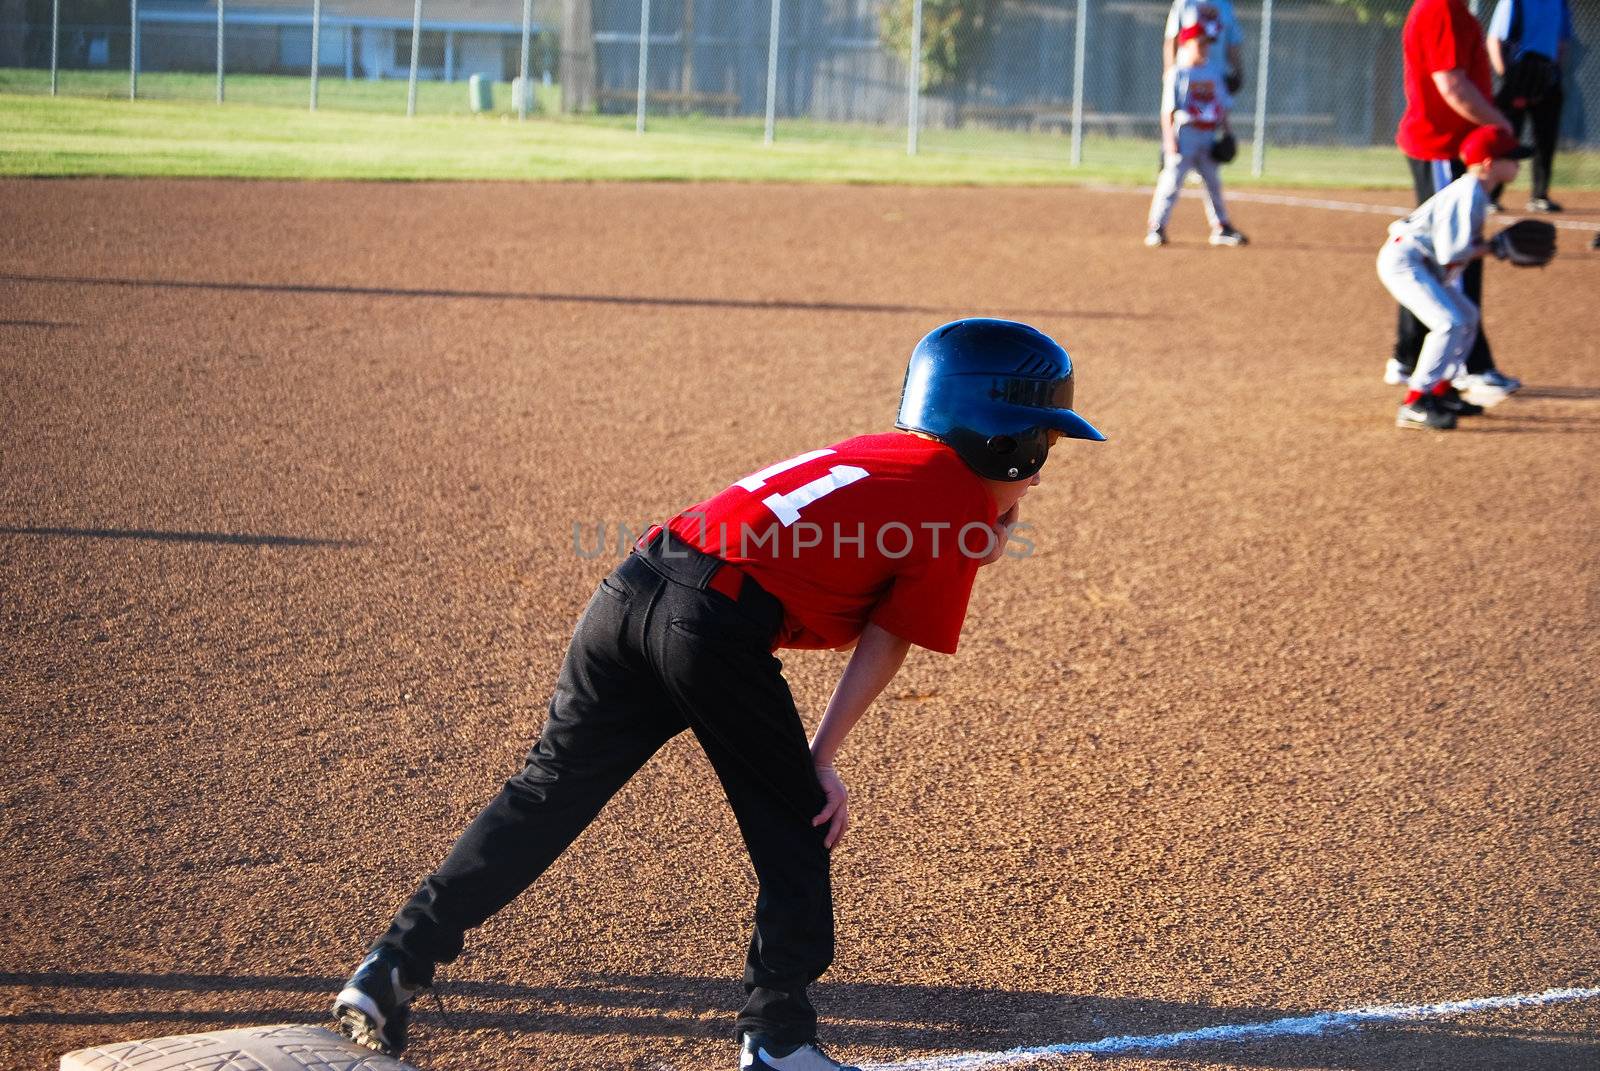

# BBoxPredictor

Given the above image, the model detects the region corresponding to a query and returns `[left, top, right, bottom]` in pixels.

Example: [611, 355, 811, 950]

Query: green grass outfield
[6, 70, 1598, 188]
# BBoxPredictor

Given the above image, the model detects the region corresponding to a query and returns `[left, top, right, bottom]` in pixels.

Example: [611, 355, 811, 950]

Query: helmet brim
[1047, 409, 1107, 443]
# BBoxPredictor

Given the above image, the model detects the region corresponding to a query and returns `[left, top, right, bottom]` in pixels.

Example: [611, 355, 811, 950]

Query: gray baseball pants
[1149, 130, 1230, 231]
[1376, 239, 1480, 392]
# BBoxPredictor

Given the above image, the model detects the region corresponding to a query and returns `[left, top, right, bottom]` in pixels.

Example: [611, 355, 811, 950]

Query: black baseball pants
[1393, 154, 1495, 376]
[1494, 79, 1564, 203]
[378, 532, 834, 1045]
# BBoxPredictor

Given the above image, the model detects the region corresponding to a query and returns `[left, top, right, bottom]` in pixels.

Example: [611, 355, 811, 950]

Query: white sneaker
[1209, 226, 1248, 246]
[740, 1034, 859, 1071]
[1480, 368, 1523, 392]
[1143, 228, 1167, 247]
[1384, 358, 1414, 386]
[1452, 373, 1514, 408]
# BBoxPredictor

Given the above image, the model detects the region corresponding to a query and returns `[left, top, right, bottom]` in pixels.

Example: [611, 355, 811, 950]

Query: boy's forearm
[810, 623, 912, 767]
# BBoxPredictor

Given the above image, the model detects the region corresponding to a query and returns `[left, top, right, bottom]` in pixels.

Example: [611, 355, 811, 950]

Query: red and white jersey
[666, 433, 997, 654]
[1386, 172, 1489, 277]
[1164, 61, 1229, 131]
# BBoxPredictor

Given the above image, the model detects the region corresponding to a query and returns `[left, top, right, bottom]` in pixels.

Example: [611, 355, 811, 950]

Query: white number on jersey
[761, 466, 870, 527]
[734, 449, 871, 527]
[736, 449, 836, 492]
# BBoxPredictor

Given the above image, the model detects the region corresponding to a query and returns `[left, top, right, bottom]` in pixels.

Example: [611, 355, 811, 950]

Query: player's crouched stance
[1377, 125, 1538, 430]
[331, 319, 1105, 1069]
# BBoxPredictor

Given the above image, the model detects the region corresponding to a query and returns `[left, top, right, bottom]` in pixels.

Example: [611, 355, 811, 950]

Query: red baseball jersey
[1397, 0, 1495, 160]
[666, 433, 998, 654]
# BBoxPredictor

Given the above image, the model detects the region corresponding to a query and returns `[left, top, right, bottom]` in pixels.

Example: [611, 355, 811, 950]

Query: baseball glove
[1225, 68, 1244, 94]
[1211, 132, 1238, 164]
[1491, 218, 1558, 267]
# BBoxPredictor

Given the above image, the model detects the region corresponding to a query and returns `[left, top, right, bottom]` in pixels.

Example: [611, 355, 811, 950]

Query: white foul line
[860, 986, 1600, 1071]
[1080, 181, 1600, 234]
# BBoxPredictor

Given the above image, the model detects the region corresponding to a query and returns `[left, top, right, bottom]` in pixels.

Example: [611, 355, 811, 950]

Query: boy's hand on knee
[812, 764, 850, 850]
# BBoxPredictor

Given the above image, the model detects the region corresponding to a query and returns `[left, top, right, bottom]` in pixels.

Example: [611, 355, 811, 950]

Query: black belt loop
[636, 526, 722, 592]
[635, 526, 783, 626]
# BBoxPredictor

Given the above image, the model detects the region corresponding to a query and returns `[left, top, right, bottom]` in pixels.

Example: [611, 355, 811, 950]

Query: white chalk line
[1081, 180, 1600, 233]
[859, 986, 1600, 1071]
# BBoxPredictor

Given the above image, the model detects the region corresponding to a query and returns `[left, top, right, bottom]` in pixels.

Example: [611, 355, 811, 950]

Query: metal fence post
[407, 0, 422, 116]
[1070, 0, 1088, 166]
[635, 0, 651, 134]
[50, 0, 60, 95]
[518, 0, 533, 119]
[216, 0, 225, 103]
[763, 0, 780, 144]
[130, 0, 139, 100]
[906, 0, 922, 155]
[310, 0, 321, 110]
[1251, 0, 1272, 176]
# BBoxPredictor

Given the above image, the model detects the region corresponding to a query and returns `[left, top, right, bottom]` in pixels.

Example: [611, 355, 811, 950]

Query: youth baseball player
[1146, 23, 1247, 247]
[330, 319, 1105, 1070]
[1377, 125, 1552, 430]
[1163, 0, 1246, 92]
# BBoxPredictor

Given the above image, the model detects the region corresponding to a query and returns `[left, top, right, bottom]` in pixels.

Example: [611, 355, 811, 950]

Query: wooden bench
[953, 105, 1337, 141]
[955, 104, 1075, 133]
[596, 88, 742, 116]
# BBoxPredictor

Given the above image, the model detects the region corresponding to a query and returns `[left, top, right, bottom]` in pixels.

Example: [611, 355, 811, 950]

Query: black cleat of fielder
[1436, 390, 1484, 417]
[1396, 394, 1457, 431]
[333, 947, 422, 1056]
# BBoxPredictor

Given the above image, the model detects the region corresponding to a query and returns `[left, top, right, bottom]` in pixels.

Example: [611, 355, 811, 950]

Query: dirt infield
[3, 179, 1597, 1071]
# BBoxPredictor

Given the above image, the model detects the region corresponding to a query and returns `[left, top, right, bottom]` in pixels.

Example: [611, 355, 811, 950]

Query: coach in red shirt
[1389, 0, 1518, 396]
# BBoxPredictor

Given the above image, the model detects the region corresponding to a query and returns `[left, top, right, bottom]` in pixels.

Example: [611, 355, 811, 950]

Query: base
[61, 1023, 420, 1071]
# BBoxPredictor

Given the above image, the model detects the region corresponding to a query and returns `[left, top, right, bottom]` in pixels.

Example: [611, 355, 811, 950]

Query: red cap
[1459, 125, 1535, 166]
[1177, 23, 1207, 45]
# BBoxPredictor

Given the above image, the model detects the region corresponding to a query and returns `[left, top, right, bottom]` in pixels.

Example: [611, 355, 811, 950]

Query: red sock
[1403, 389, 1424, 405]
[1430, 380, 1452, 396]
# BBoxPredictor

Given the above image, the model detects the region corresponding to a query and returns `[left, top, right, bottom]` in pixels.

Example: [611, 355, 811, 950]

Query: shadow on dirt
[0, 526, 362, 548]
[1514, 386, 1600, 400]
[0, 272, 1150, 322]
[1458, 419, 1600, 435]
[3, 971, 1595, 1069]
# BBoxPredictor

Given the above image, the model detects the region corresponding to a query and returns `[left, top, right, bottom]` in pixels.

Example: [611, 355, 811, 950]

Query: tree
[879, 0, 997, 91]
[1324, 0, 1413, 29]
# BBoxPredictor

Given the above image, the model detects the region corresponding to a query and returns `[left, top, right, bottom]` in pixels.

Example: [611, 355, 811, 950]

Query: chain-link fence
[2, 0, 563, 114]
[4, 0, 1598, 185]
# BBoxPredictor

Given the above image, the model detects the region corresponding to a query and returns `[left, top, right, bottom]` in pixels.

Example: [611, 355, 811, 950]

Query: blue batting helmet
[896, 318, 1105, 482]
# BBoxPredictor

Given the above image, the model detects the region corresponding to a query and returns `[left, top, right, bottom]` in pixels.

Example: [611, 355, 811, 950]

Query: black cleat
[1436, 390, 1484, 417]
[333, 947, 422, 1057]
[1396, 394, 1457, 431]
[1526, 197, 1563, 213]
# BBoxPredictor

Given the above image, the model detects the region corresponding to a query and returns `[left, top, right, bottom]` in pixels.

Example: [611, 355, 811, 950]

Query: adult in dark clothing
[1387, 0, 1522, 406]
[1487, 0, 1574, 212]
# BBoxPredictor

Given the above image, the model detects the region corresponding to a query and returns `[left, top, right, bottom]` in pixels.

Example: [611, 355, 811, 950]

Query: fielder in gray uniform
[1377, 124, 1532, 431]
[1146, 24, 1246, 247]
